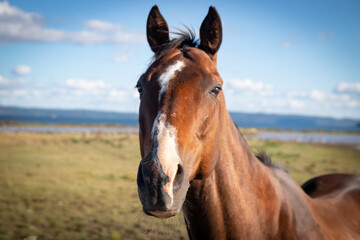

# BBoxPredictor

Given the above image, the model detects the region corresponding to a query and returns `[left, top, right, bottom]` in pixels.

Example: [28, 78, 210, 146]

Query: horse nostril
[173, 164, 185, 192]
[137, 164, 145, 188]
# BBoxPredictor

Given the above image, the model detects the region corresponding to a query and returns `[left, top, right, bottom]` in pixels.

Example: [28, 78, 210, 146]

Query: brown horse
[136, 5, 360, 239]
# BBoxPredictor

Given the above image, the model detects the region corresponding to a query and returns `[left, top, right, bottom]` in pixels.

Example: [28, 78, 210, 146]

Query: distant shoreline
[1, 106, 359, 131]
[239, 128, 360, 135]
[1, 121, 359, 135]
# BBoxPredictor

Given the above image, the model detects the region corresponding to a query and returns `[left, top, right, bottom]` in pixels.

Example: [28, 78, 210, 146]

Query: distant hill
[0, 106, 359, 131]
[0, 106, 138, 126]
[229, 112, 359, 131]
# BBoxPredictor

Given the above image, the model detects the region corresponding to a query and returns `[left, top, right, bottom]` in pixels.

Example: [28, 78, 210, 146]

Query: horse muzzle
[137, 154, 189, 218]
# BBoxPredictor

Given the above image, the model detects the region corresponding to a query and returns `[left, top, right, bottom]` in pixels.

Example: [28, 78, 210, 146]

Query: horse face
[137, 5, 223, 218]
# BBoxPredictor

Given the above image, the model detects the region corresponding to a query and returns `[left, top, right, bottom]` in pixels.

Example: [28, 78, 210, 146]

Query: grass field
[0, 132, 359, 240]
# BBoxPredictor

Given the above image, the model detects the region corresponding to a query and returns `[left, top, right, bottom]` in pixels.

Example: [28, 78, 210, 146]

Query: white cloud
[61, 78, 137, 105]
[327, 93, 359, 109]
[108, 89, 126, 98]
[65, 78, 108, 90]
[227, 78, 273, 96]
[13, 89, 27, 96]
[309, 90, 325, 101]
[328, 93, 350, 101]
[335, 82, 360, 94]
[290, 99, 305, 109]
[0, 1, 63, 43]
[286, 91, 308, 98]
[0, 89, 9, 95]
[85, 19, 122, 32]
[287, 89, 326, 101]
[32, 90, 41, 97]
[107, 89, 134, 102]
[0, 74, 9, 84]
[0, 75, 139, 112]
[0, 1, 145, 44]
[346, 99, 359, 108]
[0, 1, 42, 24]
[13, 65, 31, 75]
[285, 87, 360, 114]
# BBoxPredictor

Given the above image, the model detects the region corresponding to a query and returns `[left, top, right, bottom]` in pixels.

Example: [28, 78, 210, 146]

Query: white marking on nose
[149, 61, 184, 207]
[158, 60, 185, 102]
[151, 112, 162, 140]
[151, 113, 181, 206]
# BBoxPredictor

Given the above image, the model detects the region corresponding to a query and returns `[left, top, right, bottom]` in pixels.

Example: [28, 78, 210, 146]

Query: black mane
[256, 149, 285, 171]
[154, 28, 199, 59]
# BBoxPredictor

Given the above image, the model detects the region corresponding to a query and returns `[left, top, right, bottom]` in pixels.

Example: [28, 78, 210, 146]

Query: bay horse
[136, 5, 360, 239]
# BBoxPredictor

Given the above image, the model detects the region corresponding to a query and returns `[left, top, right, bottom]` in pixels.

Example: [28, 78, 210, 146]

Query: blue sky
[0, 0, 359, 119]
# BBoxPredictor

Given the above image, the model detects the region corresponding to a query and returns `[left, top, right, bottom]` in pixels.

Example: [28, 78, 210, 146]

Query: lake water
[1, 126, 360, 145]
[246, 131, 360, 145]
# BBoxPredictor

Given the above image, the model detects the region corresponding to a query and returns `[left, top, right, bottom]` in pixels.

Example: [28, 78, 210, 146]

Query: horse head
[136, 5, 224, 218]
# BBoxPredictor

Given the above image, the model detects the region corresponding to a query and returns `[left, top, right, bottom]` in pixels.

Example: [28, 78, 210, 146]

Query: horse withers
[136, 5, 360, 239]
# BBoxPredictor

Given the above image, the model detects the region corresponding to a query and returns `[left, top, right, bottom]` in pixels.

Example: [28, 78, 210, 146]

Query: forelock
[153, 27, 199, 60]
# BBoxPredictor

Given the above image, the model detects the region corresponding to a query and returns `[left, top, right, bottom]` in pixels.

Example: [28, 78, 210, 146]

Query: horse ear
[147, 5, 170, 53]
[199, 6, 222, 61]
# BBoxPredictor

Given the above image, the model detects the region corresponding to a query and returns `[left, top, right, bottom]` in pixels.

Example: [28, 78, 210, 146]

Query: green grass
[0, 121, 137, 128]
[0, 132, 359, 240]
[247, 139, 360, 183]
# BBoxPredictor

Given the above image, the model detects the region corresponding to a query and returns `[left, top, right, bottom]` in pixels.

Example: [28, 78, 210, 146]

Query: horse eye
[210, 86, 222, 96]
[136, 84, 143, 95]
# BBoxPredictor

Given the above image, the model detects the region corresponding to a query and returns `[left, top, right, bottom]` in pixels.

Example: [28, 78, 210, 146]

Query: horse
[136, 5, 360, 239]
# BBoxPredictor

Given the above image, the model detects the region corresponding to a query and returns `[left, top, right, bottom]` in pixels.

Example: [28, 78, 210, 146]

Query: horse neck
[183, 109, 320, 239]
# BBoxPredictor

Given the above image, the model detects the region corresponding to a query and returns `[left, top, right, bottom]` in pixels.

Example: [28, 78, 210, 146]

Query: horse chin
[139, 187, 188, 219]
[147, 210, 178, 219]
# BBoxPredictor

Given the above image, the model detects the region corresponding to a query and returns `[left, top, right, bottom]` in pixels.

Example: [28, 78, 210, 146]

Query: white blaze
[152, 113, 181, 206]
[158, 60, 185, 102]
[150, 61, 184, 205]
